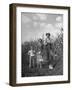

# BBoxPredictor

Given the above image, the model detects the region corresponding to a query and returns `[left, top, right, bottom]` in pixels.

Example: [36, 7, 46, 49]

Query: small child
[36, 49, 43, 68]
[28, 47, 35, 68]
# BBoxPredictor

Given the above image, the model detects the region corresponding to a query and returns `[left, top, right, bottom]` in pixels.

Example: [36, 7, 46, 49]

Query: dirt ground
[22, 58, 63, 77]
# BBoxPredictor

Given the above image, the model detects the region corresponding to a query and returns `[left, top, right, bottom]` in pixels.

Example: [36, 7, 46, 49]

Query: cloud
[33, 15, 39, 20]
[21, 14, 63, 43]
[33, 22, 38, 27]
[36, 14, 47, 21]
[39, 24, 61, 40]
[55, 23, 63, 29]
[55, 16, 63, 29]
[21, 16, 31, 23]
[56, 16, 62, 22]
[45, 24, 54, 30]
[40, 22, 46, 28]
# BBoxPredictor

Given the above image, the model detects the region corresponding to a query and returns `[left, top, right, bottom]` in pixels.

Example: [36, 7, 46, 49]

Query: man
[45, 33, 58, 70]
[45, 33, 52, 61]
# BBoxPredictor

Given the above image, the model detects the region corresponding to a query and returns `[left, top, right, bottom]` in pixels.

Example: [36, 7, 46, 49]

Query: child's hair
[38, 38, 43, 43]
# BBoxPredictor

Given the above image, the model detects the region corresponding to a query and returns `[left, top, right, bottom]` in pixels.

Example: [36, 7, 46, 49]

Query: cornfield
[21, 32, 63, 77]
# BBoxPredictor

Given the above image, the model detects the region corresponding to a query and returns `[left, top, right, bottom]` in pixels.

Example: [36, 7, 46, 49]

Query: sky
[21, 12, 63, 43]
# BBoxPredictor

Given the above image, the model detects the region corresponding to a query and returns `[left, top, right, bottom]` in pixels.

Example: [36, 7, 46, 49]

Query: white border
[16, 7, 68, 83]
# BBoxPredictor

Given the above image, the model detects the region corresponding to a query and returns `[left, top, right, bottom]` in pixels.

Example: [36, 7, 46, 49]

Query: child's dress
[37, 51, 43, 63]
[36, 51, 43, 68]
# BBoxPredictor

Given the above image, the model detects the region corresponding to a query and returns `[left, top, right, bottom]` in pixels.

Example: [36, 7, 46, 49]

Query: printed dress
[37, 51, 43, 62]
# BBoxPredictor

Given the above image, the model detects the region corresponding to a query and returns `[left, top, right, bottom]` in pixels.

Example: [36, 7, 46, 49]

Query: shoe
[49, 64, 53, 70]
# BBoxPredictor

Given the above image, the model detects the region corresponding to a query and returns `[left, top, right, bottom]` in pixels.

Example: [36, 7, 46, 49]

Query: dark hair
[46, 33, 50, 36]
[38, 38, 42, 42]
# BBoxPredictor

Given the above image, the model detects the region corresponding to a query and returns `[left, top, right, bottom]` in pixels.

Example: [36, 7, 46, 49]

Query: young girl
[36, 49, 43, 68]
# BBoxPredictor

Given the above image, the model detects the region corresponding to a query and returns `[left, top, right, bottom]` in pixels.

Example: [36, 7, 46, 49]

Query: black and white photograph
[9, 3, 70, 86]
[21, 13, 63, 77]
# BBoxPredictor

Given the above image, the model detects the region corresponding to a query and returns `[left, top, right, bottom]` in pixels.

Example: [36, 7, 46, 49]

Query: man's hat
[46, 33, 50, 36]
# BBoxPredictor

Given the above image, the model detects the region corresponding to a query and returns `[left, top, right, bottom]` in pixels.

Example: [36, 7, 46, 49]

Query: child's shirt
[28, 50, 35, 57]
[37, 51, 43, 62]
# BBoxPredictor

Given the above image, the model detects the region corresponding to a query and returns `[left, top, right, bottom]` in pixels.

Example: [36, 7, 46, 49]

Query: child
[28, 47, 35, 68]
[36, 49, 43, 68]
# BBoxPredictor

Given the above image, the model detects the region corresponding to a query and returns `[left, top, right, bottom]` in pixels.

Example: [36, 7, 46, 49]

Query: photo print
[21, 13, 63, 77]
